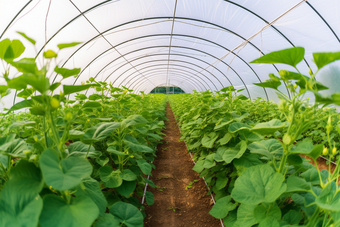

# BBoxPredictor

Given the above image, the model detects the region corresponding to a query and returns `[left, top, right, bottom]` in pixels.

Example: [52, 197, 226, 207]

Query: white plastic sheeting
[1, 0, 340, 108]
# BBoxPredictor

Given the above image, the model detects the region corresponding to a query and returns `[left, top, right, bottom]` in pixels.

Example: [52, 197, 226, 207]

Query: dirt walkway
[144, 104, 221, 227]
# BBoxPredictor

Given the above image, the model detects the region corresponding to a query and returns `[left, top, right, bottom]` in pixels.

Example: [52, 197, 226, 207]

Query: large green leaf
[223, 140, 247, 164]
[203, 154, 216, 169]
[145, 191, 154, 205]
[229, 122, 251, 134]
[63, 84, 99, 95]
[123, 136, 153, 153]
[253, 79, 281, 90]
[94, 214, 117, 227]
[251, 119, 286, 135]
[117, 181, 136, 198]
[136, 159, 152, 175]
[109, 202, 144, 227]
[217, 133, 232, 145]
[315, 183, 340, 212]
[254, 203, 281, 223]
[3, 39, 25, 62]
[0, 39, 11, 59]
[250, 47, 305, 67]
[99, 166, 123, 188]
[0, 179, 43, 227]
[313, 52, 340, 70]
[201, 132, 219, 148]
[7, 99, 33, 113]
[119, 169, 137, 181]
[247, 139, 283, 159]
[9, 160, 44, 194]
[290, 139, 323, 160]
[82, 122, 120, 144]
[209, 195, 238, 219]
[54, 66, 81, 79]
[233, 153, 262, 175]
[234, 204, 258, 227]
[82, 101, 102, 109]
[75, 177, 107, 214]
[7, 75, 27, 90]
[39, 195, 99, 227]
[231, 164, 286, 205]
[40, 148, 93, 191]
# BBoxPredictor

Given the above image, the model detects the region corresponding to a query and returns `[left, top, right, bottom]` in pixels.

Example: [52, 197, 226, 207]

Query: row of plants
[0, 35, 167, 227]
[170, 47, 340, 226]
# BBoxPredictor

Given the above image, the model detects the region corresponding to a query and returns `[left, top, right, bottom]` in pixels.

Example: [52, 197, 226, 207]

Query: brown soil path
[144, 104, 221, 227]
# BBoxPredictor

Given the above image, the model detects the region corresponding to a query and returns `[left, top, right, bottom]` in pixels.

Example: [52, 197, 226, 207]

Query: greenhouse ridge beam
[68, 0, 156, 88]
[166, 0, 179, 86]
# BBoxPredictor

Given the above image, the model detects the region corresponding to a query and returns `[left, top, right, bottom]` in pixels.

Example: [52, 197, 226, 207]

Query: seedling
[185, 179, 199, 190]
[168, 206, 178, 212]
[157, 176, 169, 180]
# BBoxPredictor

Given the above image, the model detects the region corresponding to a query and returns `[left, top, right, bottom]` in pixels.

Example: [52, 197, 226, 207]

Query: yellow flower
[87, 119, 90, 122]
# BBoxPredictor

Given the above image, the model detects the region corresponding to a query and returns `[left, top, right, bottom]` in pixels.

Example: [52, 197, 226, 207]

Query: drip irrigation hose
[141, 146, 156, 207]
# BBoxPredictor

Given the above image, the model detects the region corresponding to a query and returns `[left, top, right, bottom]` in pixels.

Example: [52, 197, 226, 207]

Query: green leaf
[313, 52, 340, 70]
[119, 169, 137, 181]
[251, 119, 286, 135]
[75, 177, 107, 214]
[54, 66, 81, 79]
[290, 139, 323, 160]
[99, 166, 123, 188]
[231, 164, 286, 205]
[43, 50, 58, 59]
[145, 191, 154, 205]
[253, 79, 281, 90]
[278, 70, 303, 81]
[4, 40, 25, 61]
[7, 75, 27, 90]
[282, 210, 302, 225]
[215, 172, 228, 190]
[96, 156, 109, 166]
[40, 148, 93, 191]
[235, 204, 258, 227]
[63, 84, 99, 95]
[0, 39, 11, 59]
[136, 159, 152, 175]
[49, 82, 61, 91]
[117, 181, 136, 198]
[17, 32, 36, 45]
[17, 88, 34, 99]
[0, 180, 43, 227]
[0, 85, 9, 97]
[109, 202, 144, 227]
[229, 122, 251, 134]
[223, 140, 247, 164]
[316, 183, 340, 212]
[22, 73, 50, 93]
[201, 132, 219, 148]
[287, 154, 303, 166]
[68, 130, 85, 140]
[192, 160, 205, 173]
[203, 154, 216, 169]
[82, 122, 120, 144]
[107, 146, 128, 156]
[254, 203, 281, 223]
[82, 101, 102, 109]
[250, 47, 305, 67]
[233, 153, 262, 175]
[301, 168, 327, 185]
[10, 58, 38, 74]
[7, 98, 33, 113]
[39, 195, 99, 227]
[209, 196, 237, 219]
[94, 213, 116, 227]
[123, 136, 154, 153]
[217, 133, 232, 145]
[9, 160, 44, 194]
[286, 176, 311, 193]
[58, 42, 82, 50]
[248, 139, 283, 159]
[258, 217, 280, 227]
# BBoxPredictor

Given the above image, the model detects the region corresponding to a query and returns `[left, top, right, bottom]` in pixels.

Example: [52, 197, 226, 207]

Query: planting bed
[144, 104, 220, 227]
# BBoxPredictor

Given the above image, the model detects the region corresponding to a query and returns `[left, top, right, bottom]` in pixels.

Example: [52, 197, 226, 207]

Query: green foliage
[0, 38, 167, 227]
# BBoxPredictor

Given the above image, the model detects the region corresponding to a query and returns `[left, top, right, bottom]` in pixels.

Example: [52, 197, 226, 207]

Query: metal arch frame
[137, 78, 194, 94]
[128, 73, 201, 92]
[79, 46, 247, 98]
[124, 68, 208, 91]
[113, 62, 218, 91]
[103, 53, 229, 90]
[6, 1, 340, 102]
[121, 68, 208, 91]
[79, 45, 248, 97]
[0, 0, 33, 39]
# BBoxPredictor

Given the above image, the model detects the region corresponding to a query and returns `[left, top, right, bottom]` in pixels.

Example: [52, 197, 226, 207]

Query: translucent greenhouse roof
[1, 0, 340, 107]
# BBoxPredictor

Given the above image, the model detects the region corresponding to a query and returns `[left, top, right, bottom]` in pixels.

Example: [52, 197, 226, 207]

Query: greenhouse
[1, 0, 340, 226]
